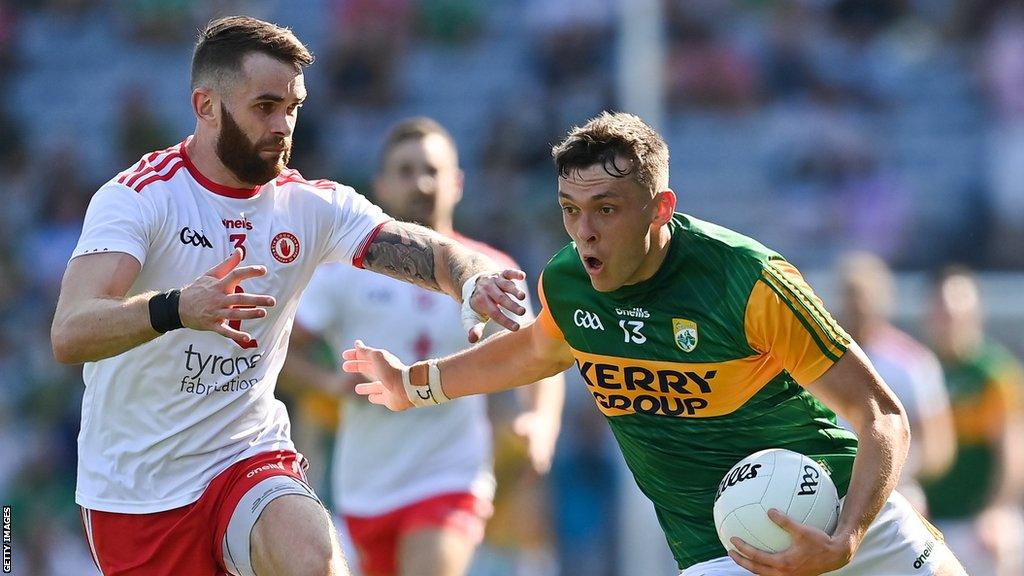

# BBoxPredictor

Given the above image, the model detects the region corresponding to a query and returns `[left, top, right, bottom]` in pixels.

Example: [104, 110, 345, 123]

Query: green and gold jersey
[924, 342, 1023, 520]
[537, 213, 858, 568]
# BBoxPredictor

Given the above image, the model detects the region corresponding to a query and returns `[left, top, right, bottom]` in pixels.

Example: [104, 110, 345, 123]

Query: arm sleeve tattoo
[361, 221, 494, 296]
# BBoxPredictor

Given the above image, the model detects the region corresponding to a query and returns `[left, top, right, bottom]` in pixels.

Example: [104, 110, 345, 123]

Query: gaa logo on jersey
[271, 232, 300, 264]
[672, 318, 699, 352]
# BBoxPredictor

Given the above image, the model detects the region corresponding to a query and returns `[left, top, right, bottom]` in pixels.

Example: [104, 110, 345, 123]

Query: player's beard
[216, 103, 290, 186]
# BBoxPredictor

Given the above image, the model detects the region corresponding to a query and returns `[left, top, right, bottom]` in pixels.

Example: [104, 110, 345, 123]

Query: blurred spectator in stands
[836, 252, 954, 514]
[17, 147, 92, 300]
[814, 0, 907, 109]
[117, 85, 174, 166]
[119, 0, 197, 44]
[767, 114, 910, 264]
[525, 0, 614, 130]
[526, 0, 612, 92]
[415, 0, 483, 45]
[0, 2, 21, 83]
[981, 5, 1024, 267]
[472, 97, 592, 277]
[665, 3, 759, 111]
[832, 139, 911, 262]
[326, 0, 411, 107]
[0, 112, 37, 247]
[924, 266, 1024, 576]
[760, 1, 821, 102]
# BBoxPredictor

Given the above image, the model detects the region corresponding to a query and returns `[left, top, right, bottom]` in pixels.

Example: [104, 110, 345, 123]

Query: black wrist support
[149, 289, 183, 333]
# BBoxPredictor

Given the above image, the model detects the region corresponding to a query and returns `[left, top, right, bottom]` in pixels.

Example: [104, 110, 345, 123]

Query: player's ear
[653, 189, 676, 225]
[191, 88, 217, 125]
[453, 168, 465, 203]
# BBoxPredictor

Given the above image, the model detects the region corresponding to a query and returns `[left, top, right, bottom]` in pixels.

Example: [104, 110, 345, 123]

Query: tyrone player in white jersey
[282, 118, 565, 576]
[836, 252, 955, 515]
[50, 17, 528, 576]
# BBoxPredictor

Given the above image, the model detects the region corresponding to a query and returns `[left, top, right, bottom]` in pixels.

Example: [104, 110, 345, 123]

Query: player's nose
[577, 215, 599, 243]
[414, 174, 436, 195]
[270, 113, 294, 138]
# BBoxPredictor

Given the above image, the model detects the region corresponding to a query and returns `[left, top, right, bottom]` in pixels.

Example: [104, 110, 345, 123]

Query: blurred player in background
[282, 117, 565, 576]
[836, 252, 955, 514]
[924, 267, 1024, 576]
[344, 112, 967, 576]
[50, 16, 526, 576]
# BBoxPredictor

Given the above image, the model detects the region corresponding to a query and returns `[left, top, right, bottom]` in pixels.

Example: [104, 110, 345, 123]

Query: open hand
[342, 340, 412, 411]
[462, 269, 528, 343]
[728, 509, 854, 576]
[179, 248, 276, 344]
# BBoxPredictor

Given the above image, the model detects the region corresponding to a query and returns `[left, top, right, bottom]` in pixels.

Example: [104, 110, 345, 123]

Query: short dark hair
[378, 117, 459, 170]
[551, 112, 669, 193]
[191, 16, 314, 91]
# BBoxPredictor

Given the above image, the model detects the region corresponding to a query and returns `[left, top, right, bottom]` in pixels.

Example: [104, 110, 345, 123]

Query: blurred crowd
[2, 0, 1024, 574]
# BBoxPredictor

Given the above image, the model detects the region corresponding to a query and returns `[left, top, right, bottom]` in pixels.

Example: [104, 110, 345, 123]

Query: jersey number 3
[229, 285, 259, 349]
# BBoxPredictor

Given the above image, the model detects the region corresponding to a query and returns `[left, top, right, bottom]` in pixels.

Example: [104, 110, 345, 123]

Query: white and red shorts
[80, 450, 316, 576]
[343, 492, 492, 576]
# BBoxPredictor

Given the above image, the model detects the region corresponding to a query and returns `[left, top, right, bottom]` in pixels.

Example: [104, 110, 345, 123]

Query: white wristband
[401, 359, 450, 407]
[427, 359, 450, 403]
[460, 272, 489, 333]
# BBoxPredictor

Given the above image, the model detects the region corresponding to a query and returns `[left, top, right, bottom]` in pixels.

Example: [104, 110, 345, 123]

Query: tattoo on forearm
[363, 222, 497, 298]
[447, 250, 491, 294]
[363, 224, 443, 292]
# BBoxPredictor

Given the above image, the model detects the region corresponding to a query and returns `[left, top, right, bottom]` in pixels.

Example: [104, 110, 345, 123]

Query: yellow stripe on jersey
[758, 273, 844, 362]
[536, 272, 565, 341]
[569, 347, 784, 418]
[746, 262, 851, 386]
[952, 378, 1016, 444]
[772, 260, 851, 351]
[761, 261, 850, 361]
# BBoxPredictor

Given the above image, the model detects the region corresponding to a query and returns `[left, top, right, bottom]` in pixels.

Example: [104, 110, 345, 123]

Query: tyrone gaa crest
[673, 318, 699, 352]
[271, 232, 300, 264]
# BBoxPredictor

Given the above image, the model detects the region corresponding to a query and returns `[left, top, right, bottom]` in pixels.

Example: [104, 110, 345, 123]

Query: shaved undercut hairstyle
[191, 15, 315, 91]
[378, 116, 459, 170]
[552, 111, 670, 194]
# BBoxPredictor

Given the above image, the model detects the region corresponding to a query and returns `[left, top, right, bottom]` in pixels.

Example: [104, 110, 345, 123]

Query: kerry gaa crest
[673, 318, 698, 352]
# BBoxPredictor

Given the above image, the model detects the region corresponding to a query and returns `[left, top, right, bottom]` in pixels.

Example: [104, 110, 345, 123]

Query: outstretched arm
[52, 248, 275, 364]
[343, 319, 575, 411]
[360, 221, 527, 341]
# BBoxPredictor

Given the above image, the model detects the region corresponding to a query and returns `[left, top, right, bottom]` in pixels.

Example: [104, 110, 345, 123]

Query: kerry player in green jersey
[343, 113, 965, 575]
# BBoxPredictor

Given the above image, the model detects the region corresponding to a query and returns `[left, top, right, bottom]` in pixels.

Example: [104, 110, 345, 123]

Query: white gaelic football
[713, 448, 840, 553]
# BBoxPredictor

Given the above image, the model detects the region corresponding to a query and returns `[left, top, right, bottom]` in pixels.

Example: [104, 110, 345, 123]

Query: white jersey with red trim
[296, 234, 529, 516]
[838, 324, 949, 511]
[70, 139, 390, 513]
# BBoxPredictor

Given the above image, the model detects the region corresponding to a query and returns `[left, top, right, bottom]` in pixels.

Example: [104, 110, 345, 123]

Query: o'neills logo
[615, 306, 650, 319]
[913, 540, 935, 570]
[271, 232, 299, 264]
[246, 462, 286, 479]
[222, 217, 253, 230]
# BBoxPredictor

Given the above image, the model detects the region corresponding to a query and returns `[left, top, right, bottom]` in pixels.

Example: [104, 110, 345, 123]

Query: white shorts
[681, 491, 951, 576]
